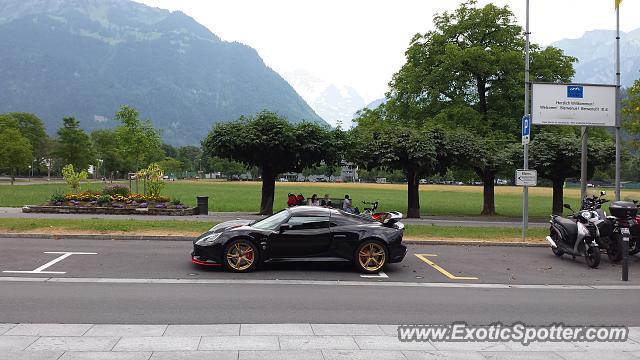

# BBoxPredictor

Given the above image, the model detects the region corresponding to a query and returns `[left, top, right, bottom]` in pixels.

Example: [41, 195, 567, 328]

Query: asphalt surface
[1, 207, 549, 227]
[1, 237, 639, 325]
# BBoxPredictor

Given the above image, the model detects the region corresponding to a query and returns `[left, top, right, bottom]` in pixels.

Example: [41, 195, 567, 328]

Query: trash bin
[196, 196, 208, 215]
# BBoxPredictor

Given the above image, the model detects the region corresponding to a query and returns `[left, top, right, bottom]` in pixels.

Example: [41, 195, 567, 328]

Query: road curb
[0, 233, 548, 247]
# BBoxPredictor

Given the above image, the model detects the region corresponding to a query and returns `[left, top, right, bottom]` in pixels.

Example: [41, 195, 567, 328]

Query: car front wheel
[223, 239, 258, 272]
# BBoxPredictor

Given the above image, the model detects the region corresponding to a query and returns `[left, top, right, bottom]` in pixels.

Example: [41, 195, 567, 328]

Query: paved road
[1, 237, 639, 325]
[1, 207, 549, 227]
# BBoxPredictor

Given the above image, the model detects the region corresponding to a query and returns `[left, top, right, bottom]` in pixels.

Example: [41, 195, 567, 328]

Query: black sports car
[191, 206, 406, 273]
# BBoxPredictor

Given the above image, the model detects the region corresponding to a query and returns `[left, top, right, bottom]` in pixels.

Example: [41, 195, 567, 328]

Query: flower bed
[32, 183, 196, 215]
[22, 204, 196, 216]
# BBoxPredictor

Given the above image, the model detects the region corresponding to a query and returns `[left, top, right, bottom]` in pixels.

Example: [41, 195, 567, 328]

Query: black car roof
[287, 206, 377, 223]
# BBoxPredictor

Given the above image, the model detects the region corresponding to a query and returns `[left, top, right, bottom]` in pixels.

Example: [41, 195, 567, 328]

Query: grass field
[1, 180, 639, 218]
[0, 218, 549, 242]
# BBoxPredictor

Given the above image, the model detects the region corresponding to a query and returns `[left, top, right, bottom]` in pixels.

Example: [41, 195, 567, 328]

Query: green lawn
[0, 218, 547, 241]
[2, 180, 639, 218]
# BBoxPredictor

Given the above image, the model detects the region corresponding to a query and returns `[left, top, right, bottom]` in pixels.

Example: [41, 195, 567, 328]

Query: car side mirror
[279, 223, 290, 232]
[563, 204, 572, 210]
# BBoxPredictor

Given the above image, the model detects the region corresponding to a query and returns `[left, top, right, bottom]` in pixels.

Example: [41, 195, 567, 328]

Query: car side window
[330, 213, 371, 227]
[287, 216, 330, 230]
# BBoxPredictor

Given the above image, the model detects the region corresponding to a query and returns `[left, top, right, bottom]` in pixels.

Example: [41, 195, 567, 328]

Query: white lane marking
[0, 276, 638, 290]
[2, 252, 98, 274]
[360, 271, 389, 279]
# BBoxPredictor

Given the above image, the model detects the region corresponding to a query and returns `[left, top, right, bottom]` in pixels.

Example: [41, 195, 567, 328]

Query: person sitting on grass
[343, 194, 354, 213]
[321, 194, 332, 207]
[296, 193, 306, 205]
[287, 193, 297, 207]
[308, 194, 320, 206]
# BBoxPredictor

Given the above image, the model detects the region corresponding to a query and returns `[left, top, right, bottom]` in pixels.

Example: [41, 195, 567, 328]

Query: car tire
[223, 239, 259, 273]
[355, 240, 388, 274]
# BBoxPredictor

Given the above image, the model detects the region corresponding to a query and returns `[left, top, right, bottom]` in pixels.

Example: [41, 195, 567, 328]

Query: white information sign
[531, 83, 616, 127]
[516, 169, 537, 187]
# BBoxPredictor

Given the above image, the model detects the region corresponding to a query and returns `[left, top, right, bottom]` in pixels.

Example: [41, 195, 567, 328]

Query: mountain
[552, 28, 640, 88]
[283, 70, 365, 128]
[0, 0, 325, 145]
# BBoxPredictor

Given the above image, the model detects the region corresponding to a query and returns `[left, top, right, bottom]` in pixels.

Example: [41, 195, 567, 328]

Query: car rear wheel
[223, 239, 258, 272]
[355, 240, 387, 274]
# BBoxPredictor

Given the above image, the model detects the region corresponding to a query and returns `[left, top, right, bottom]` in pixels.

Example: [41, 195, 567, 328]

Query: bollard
[622, 230, 629, 281]
[196, 196, 209, 215]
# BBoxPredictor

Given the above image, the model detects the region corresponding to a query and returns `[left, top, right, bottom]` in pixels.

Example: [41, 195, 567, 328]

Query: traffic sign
[522, 114, 531, 145]
[516, 169, 537, 186]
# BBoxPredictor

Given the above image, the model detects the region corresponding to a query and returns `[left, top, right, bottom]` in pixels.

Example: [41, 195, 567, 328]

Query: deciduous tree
[114, 105, 163, 172]
[387, 0, 575, 215]
[0, 128, 33, 184]
[203, 111, 332, 215]
[54, 117, 95, 171]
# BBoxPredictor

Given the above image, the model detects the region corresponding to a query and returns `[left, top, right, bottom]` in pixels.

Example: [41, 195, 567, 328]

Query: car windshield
[250, 209, 290, 231]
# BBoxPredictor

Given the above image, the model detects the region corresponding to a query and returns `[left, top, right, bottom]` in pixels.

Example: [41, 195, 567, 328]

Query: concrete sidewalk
[0, 207, 548, 228]
[0, 323, 638, 360]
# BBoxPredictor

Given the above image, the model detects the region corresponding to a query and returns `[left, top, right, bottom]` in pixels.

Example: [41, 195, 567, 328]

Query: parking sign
[522, 114, 531, 145]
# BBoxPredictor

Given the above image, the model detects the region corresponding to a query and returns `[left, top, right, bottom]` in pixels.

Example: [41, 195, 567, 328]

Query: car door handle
[333, 235, 347, 238]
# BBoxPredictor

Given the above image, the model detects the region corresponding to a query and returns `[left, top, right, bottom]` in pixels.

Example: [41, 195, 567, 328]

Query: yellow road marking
[414, 254, 478, 280]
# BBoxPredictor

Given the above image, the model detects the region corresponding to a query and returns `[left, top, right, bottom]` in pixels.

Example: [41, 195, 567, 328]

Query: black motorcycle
[580, 192, 636, 262]
[577, 192, 621, 262]
[546, 204, 601, 268]
[606, 201, 638, 261]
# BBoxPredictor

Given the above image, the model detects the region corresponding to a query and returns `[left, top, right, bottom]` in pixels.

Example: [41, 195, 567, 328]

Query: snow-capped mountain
[283, 70, 365, 128]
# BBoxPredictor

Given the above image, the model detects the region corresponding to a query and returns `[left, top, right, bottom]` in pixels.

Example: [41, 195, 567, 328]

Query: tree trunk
[552, 178, 565, 215]
[406, 167, 420, 218]
[481, 169, 496, 216]
[260, 167, 276, 215]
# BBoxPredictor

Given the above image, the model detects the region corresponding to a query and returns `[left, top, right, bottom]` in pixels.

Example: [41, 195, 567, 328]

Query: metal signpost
[522, 0, 530, 242]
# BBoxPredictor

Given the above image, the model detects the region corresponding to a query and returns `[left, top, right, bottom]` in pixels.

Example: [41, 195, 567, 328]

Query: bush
[102, 184, 130, 197]
[171, 198, 181, 206]
[50, 192, 66, 203]
[97, 195, 111, 206]
[62, 164, 88, 192]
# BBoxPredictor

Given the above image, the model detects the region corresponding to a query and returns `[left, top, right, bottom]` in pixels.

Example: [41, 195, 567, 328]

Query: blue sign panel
[567, 86, 584, 98]
[522, 114, 530, 145]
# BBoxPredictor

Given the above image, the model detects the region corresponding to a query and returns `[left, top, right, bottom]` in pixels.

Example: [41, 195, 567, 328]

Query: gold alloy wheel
[225, 242, 255, 271]
[358, 242, 386, 272]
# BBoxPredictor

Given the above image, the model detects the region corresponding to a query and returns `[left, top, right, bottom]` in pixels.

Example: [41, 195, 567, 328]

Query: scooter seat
[554, 216, 578, 241]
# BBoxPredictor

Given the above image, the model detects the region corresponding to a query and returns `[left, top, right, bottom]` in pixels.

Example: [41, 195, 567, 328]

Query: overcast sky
[136, 0, 639, 103]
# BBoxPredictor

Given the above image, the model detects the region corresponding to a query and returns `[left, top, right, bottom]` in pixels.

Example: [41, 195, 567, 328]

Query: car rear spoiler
[374, 211, 403, 226]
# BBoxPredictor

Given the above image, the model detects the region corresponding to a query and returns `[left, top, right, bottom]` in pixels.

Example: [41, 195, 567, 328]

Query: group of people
[286, 193, 357, 213]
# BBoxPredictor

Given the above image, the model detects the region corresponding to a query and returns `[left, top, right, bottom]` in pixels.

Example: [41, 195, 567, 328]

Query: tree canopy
[0, 128, 33, 184]
[203, 111, 334, 214]
[0, 112, 49, 170]
[114, 105, 163, 171]
[53, 117, 95, 171]
[382, 0, 576, 215]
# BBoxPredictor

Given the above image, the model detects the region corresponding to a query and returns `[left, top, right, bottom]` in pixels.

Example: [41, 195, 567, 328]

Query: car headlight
[195, 232, 222, 246]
